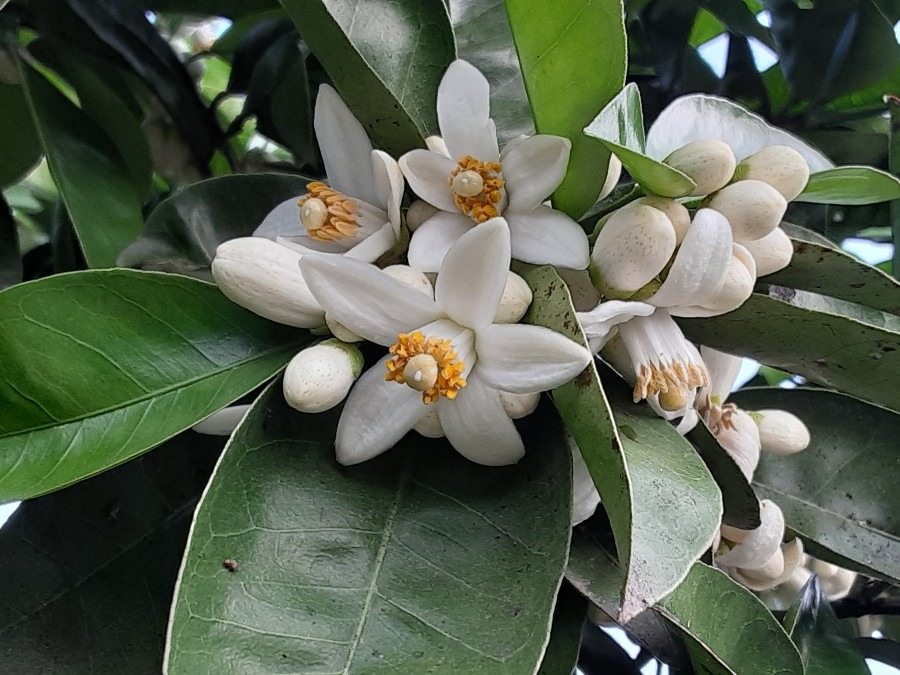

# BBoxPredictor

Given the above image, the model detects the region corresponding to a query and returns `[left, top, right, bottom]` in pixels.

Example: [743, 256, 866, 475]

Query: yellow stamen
[385, 331, 467, 404]
[448, 156, 504, 223]
[298, 182, 359, 242]
[633, 360, 708, 404]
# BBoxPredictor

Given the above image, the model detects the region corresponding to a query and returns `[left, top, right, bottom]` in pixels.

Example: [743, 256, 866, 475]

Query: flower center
[448, 156, 504, 223]
[385, 331, 467, 404]
[634, 359, 708, 404]
[297, 181, 359, 242]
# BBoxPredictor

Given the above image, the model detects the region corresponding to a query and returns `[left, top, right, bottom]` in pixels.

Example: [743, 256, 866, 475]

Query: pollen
[633, 360, 709, 405]
[448, 156, 504, 223]
[385, 331, 467, 404]
[298, 181, 359, 242]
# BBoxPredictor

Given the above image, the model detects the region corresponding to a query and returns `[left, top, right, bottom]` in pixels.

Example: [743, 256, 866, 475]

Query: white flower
[299, 218, 592, 466]
[399, 60, 589, 273]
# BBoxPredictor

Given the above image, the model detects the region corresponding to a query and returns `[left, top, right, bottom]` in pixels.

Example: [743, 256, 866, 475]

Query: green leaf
[0, 269, 310, 502]
[17, 61, 145, 268]
[798, 166, 900, 206]
[537, 584, 587, 675]
[450, 0, 533, 146]
[766, 226, 900, 314]
[679, 289, 900, 414]
[736, 388, 900, 584]
[281, 0, 456, 156]
[658, 563, 803, 675]
[0, 80, 42, 188]
[166, 383, 573, 673]
[519, 265, 720, 622]
[0, 431, 221, 674]
[505, 0, 627, 218]
[784, 575, 869, 674]
[118, 174, 310, 278]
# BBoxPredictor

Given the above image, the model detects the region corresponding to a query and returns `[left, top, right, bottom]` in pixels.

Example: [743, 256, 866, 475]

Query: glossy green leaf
[0, 432, 221, 674]
[118, 174, 310, 278]
[520, 265, 720, 622]
[166, 383, 572, 674]
[450, 0, 533, 146]
[0, 80, 42, 188]
[0, 269, 310, 502]
[281, 0, 456, 156]
[17, 61, 144, 268]
[679, 289, 900, 414]
[796, 166, 900, 205]
[537, 584, 587, 675]
[735, 388, 900, 583]
[505, 0, 627, 218]
[658, 563, 803, 675]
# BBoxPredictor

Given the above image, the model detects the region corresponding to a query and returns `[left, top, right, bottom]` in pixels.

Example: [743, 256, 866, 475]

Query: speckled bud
[740, 227, 794, 276]
[414, 408, 444, 438]
[494, 272, 533, 323]
[499, 391, 540, 419]
[631, 195, 691, 244]
[383, 264, 434, 298]
[283, 340, 363, 413]
[707, 180, 787, 242]
[664, 139, 736, 196]
[701, 244, 756, 314]
[754, 409, 811, 455]
[734, 145, 810, 201]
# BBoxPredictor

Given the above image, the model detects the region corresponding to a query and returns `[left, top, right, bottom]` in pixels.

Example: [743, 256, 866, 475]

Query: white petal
[437, 60, 500, 162]
[577, 300, 655, 351]
[299, 254, 441, 346]
[343, 221, 396, 262]
[335, 357, 429, 465]
[571, 438, 601, 525]
[701, 345, 742, 404]
[407, 211, 474, 273]
[399, 149, 459, 213]
[506, 205, 590, 269]
[435, 218, 510, 331]
[254, 197, 303, 239]
[717, 500, 785, 569]
[191, 404, 252, 436]
[476, 323, 591, 393]
[314, 85, 378, 204]
[438, 372, 524, 465]
[502, 134, 571, 211]
[649, 208, 733, 308]
[371, 150, 404, 236]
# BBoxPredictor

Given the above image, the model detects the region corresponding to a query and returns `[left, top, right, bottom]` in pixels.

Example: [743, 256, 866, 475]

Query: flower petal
[371, 150, 404, 236]
[502, 134, 571, 211]
[437, 60, 500, 162]
[300, 254, 441, 346]
[407, 211, 474, 273]
[399, 149, 459, 212]
[314, 85, 378, 204]
[335, 356, 429, 465]
[438, 372, 524, 465]
[701, 345, 742, 404]
[343, 221, 396, 262]
[476, 323, 592, 393]
[254, 196, 303, 239]
[648, 208, 733, 308]
[506, 206, 590, 270]
[577, 300, 655, 351]
[435, 217, 510, 331]
[716, 500, 785, 569]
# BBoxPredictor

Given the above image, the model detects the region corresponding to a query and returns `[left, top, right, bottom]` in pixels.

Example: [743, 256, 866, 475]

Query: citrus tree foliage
[1, 0, 900, 673]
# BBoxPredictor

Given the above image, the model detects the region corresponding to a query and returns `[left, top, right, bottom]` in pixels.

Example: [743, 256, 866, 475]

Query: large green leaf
[505, 0, 627, 219]
[281, 0, 456, 156]
[796, 167, 900, 205]
[118, 174, 310, 278]
[166, 383, 573, 674]
[520, 265, 721, 622]
[735, 388, 900, 583]
[537, 584, 587, 675]
[17, 61, 144, 268]
[0, 80, 42, 188]
[680, 289, 900, 414]
[0, 431, 221, 674]
[0, 270, 310, 502]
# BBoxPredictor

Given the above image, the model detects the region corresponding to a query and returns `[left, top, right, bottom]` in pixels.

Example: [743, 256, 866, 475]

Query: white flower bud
[731, 538, 804, 591]
[192, 404, 252, 436]
[810, 559, 840, 579]
[592, 205, 676, 294]
[425, 135, 450, 157]
[820, 567, 856, 601]
[414, 408, 444, 438]
[382, 264, 434, 298]
[754, 409, 810, 455]
[707, 180, 787, 242]
[701, 244, 756, 314]
[734, 145, 810, 201]
[740, 227, 794, 276]
[325, 313, 362, 343]
[717, 500, 784, 569]
[598, 153, 623, 200]
[212, 237, 325, 328]
[406, 200, 439, 231]
[664, 139, 736, 196]
[283, 340, 363, 413]
[494, 272, 533, 323]
[716, 408, 761, 480]
[499, 391, 540, 419]
[720, 523, 751, 544]
[632, 195, 691, 244]
[570, 437, 601, 525]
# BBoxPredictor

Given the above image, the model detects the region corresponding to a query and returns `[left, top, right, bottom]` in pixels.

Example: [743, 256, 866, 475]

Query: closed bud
[592, 205, 677, 295]
[741, 227, 794, 276]
[708, 180, 787, 242]
[406, 200, 439, 231]
[701, 244, 756, 314]
[716, 500, 784, 569]
[754, 409, 810, 455]
[632, 195, 691, 244]
[192, 404, 251, 436]
[494, 272, 533, 323]
[283, 340, 363, 413]
[820, 567, 857, 601]
[382, 264, 434, 298]
[716, 409, 761, 481]
[325, 313, 362, 343]
[414, 408, 444, 438]
[664, 139, 736, 196]
[499, 391, 540, 419]
[734, 145, 810, 201]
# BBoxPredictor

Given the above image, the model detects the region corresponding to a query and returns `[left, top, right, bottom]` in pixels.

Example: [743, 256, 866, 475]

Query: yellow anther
[297, 182, 359, 242]
[448, 156, 504, 223]
[385, 331, 467, 404]
[632, 360, 708, 404]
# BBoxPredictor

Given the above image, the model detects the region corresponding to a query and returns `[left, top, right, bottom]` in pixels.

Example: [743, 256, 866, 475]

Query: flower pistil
[385, 331, 467, 404]
[449, 156, 504, 222]
[298, 181, 359, 242]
